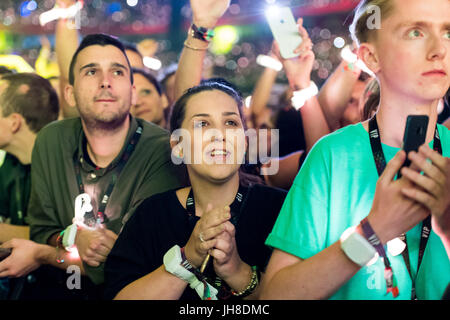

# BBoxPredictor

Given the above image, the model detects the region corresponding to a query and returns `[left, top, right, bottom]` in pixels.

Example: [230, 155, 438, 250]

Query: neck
[5, 131, 36, 165]
[373, 91, 439, 148]
[82, 116, 130, 168]
[188, 171, 240, 217]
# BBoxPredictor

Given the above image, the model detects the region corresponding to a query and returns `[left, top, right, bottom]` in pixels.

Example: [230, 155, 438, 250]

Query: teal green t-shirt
[266, 123, 450, 300]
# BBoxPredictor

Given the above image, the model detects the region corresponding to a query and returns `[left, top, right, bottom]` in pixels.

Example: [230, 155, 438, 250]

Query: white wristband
[256, 54, 283, 72]
[163, 245, 218, 300]
[291, 81, 318, 110]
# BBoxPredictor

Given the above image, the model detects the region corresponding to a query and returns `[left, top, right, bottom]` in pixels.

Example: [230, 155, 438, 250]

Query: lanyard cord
[368, 115, 441, 299]
[73, 125, 142, 226]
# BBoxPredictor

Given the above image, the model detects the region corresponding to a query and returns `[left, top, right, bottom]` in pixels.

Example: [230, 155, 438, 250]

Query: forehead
[134, 73, 156, 89]
[185, 89, 239, 116]
[383, 0, 450, 27]
[75, 44, 130, 70]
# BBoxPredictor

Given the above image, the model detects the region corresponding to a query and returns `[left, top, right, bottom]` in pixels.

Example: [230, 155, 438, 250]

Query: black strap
[73, 125, 142, 227]
[368, 115, 442, 299]
[186, 185, 247, 227]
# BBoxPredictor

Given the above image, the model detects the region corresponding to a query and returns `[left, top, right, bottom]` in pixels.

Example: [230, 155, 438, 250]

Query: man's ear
[64, 84, 77, 108]
[358, 42, 381, 74]
[9, 113, 23, 134]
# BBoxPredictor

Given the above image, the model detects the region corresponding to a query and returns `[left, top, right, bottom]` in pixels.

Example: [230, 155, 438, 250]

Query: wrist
[192, 19, 218, 30]
[183, 244, 202, 269]
[366, 214, 390, 245]
[36, 243, 54, 265]
[291, 79, 311, 91]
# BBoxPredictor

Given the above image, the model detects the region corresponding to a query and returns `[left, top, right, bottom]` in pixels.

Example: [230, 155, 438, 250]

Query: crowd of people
[0, 0, 449, 301]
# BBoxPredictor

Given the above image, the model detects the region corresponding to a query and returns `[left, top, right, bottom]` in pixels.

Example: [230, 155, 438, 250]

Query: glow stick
[73, 193, 95, 229]
[256, 54, 283, 72]
[143, 56, 162, 71]
[291, 81, 318, 110]
[39, 0, 84, 26]
[340, 45, 375, 77]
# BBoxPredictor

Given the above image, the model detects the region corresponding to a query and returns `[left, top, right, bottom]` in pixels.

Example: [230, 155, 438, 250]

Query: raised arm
[274, 19, 330, 153]
[55, 0, 80, 118]
[174, 0, 230, 100]
[317, 47, 362, 131]
[249, 54, 280, 128]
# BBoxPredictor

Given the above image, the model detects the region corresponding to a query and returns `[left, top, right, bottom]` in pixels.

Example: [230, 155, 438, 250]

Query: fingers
[380, 150, 406, 184]
[201, 205, 231, 230]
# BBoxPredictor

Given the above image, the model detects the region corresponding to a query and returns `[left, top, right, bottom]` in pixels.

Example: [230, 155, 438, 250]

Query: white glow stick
[340, 45, 375, 77]
[39, 0, 84, 26]
[143, 56, 162, 71]
[256, 54, 283, 72]
[73, 193, 95, 229]
[291, 81, 318, 110]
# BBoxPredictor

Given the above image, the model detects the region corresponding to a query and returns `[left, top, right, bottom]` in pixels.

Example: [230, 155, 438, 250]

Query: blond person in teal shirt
[261, 0, 450, 300]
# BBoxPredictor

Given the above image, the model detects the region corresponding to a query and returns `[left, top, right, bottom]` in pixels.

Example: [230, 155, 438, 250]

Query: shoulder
[138, 118, 170, 142]
[35, 118, 81, 148]
[317, 123, 367, 150]
[132, 189, 177, 219]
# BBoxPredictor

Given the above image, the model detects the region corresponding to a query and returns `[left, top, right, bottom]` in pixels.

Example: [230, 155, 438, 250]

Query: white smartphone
[265, 6, 303, 59]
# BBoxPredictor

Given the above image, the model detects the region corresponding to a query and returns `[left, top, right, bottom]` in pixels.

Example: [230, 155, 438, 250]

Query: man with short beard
[4, 34, 186, 299]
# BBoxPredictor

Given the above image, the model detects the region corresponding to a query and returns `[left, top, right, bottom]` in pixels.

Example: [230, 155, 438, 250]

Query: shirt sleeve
[265, 137, 331, 260]
[121, 134, 187, 226]
[27, 132, 63, 244]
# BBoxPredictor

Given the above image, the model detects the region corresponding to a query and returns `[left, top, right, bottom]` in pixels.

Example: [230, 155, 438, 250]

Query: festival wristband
[190, 23, 215, 42]
[291, 81, 318, 110]
[360, 218, 399, 298]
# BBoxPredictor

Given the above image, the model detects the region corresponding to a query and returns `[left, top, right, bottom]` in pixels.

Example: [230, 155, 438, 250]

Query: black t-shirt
[104, 184, 287, 300]
[0, 152, 30, 226]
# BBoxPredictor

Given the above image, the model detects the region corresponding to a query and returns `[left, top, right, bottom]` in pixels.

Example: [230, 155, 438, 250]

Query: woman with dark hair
[104, 79, 287, 300]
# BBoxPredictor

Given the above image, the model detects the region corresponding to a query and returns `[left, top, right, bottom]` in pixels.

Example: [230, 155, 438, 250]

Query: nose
[100, 75, 112, 89]
[427, 34, 447, 61]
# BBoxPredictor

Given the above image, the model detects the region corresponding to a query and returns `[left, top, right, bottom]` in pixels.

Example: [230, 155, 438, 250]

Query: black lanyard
[186, 185, 247, 226]
[73, 125, 142, 227]
[368, 115, 442, 299]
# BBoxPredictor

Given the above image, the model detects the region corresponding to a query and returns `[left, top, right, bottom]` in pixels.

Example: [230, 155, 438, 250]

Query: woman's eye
[226, 120, 238, 126]
[194, 120, 207, 128]
[86, 69, 96, 76]
[114, 70, 124, 76]
[445, 31, 450, 39]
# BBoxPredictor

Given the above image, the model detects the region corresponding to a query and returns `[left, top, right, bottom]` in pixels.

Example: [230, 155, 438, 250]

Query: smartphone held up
[265, 6, 303, 59]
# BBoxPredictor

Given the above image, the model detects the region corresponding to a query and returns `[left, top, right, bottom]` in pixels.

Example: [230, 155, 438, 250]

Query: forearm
[261, 241, 360, 300]
[114, 265, 187, 300]
[317, 60, 361, 131]
[250, 68, 278, 120]
[300, 96, 331, 153]
[56, 18, 79, 82]
[174, 32, 209, 100]
[35, 242, 85, 274]
[0, 224, 29, 243]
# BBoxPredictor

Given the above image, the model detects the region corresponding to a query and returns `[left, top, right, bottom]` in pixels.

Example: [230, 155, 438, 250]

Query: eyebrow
[191, 111, 239, 120]
[396, 21, 450, 31]
[79, 62, 129, 73]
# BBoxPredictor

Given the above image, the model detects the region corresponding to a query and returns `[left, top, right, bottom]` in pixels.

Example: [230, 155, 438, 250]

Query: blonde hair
[349, 0, 394, 45]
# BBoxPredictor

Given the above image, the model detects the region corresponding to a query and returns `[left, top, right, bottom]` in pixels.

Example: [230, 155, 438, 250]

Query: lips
[208, 149, 230, 157]
[422, 69, 446, 76]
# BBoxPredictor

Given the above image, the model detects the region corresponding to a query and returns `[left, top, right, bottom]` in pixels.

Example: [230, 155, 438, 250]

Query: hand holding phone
[397, 115, 429, 178]
[0, 248, 12, 262]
